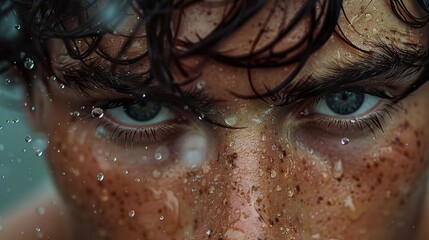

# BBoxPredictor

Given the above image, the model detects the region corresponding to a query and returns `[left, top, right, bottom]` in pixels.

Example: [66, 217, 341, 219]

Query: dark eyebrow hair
[59, 42, 429, 109]
[270, 43, 429, 105]
[59, 61, 223, 122]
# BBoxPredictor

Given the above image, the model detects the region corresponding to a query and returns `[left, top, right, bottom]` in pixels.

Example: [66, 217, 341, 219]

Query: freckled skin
[8, 0, 429, 240]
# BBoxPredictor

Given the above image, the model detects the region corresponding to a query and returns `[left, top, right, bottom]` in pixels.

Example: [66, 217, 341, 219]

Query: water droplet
[311, 233, 321, 239]
[344, 195, 363, 220]
[152, 169, 161, 178]
[229, 141, 235, 147]
[205, 228, 213, 236]
[275, 185, 282, 192]
[35, 227, 43, 238]
[5, 78, 11, 84]
[50, 75, 57, 81]
[300, 108, 310, 116]
[97, 172, 104, 182]
[332, 160, 343, 179]
[36, 206, 45, 215]
[209, 186, 215, 194]
[59, 84, 65, 90]
[224, 115, 237, 126]
[0, 126, 3, 130]
[198, 113, 205, 120]
[252, 118, 262, 125]
[14, 24, 21, 30]
[261, 135, 267, 141]
[73, 111, 80, 117]
[341, 137, 350, 145]
[196, 80, 206, 90]
[270, 169, 277, 178]
[94, 126, 106, 138]
[154, 145, 169, 161]
[91, 107, 104, 118]
[365, 13, 373, 21]
[287, 189, 295, 197]
[24, 58, 34, 70]
[154, 152, 162, 160]
[128, 210, 136, 217]
[25, 135, 32, 143]
[35, 149, 43, 157]
[134, 177, 141, 183]
[159, 215, 165, 221]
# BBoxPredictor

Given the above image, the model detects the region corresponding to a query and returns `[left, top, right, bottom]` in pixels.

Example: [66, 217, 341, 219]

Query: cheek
[282, 100, 429, 239]
[44, 121, 202, 239]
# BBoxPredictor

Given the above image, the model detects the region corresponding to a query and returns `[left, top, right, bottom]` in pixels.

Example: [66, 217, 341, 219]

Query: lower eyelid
[93, 118, 189, 146]
[297, 102, 400, 136]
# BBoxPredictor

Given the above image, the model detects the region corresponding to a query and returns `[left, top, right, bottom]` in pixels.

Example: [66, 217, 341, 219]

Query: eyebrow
[59, 43, 429, 109]
[274, 43, 429, 105]
[60, 61, 220, 116]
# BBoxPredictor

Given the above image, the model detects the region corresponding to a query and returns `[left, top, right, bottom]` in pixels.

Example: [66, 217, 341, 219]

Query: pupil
[325, 91, 364, 115]
[124, 101, 162, 121]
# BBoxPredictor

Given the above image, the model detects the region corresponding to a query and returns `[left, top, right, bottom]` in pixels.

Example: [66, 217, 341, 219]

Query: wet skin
[15, 0, 429, 239]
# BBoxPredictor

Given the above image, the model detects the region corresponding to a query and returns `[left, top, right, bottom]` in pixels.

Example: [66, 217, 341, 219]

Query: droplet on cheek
[154, 145, 169, 161]
[343, 195, 364, 220]
[177, 132, 208, 168]
[97, 172, 105, 182]
[128, 210, 136, 217]
[332, 160, 344, 179]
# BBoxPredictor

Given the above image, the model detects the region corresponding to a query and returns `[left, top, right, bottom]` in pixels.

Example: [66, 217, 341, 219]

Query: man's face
[31, 0, 429, 239]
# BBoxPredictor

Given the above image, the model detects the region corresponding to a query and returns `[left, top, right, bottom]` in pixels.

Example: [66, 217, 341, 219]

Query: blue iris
[325, 91, 364, 115]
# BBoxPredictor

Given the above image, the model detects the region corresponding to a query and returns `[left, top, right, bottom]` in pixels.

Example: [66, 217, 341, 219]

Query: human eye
[77, 91, 215, 169]
[93, 99, 189, 146]
[295, 89, 400, 146]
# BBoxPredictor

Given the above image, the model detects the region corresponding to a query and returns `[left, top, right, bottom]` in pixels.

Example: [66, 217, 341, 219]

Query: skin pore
[1, 0, 429, 239]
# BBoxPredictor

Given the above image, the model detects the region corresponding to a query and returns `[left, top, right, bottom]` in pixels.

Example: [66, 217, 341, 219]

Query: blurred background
[0, 76, 52, 216]
[0, 1, 53, 217]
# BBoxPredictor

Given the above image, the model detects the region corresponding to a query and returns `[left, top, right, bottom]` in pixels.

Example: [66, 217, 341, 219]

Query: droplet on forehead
[14, 24, 21, 30]
[23, 58, 34, 70]
[59, 84, 65, 90]
[91, 107, 104, 118]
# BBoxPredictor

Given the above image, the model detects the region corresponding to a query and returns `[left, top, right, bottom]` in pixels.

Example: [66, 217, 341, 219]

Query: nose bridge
[199, 124, 301, 239]
[223, 128, 267, 239]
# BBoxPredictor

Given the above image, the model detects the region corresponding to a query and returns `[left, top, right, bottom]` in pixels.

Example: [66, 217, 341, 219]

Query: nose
[193, 126, 302, 240]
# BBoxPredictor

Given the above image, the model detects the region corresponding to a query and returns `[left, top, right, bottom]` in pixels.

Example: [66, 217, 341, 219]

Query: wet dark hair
[0, 0, 428, 120]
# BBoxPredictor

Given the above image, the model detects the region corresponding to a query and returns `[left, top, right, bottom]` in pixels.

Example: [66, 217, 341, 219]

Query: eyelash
[303, 96, 401, 134]
[82, 87, 402, 146]
[94, 118, 186, 146]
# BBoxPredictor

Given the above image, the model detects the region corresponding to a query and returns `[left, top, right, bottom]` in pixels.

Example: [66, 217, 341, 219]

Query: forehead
[48, 0, 427, 96]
